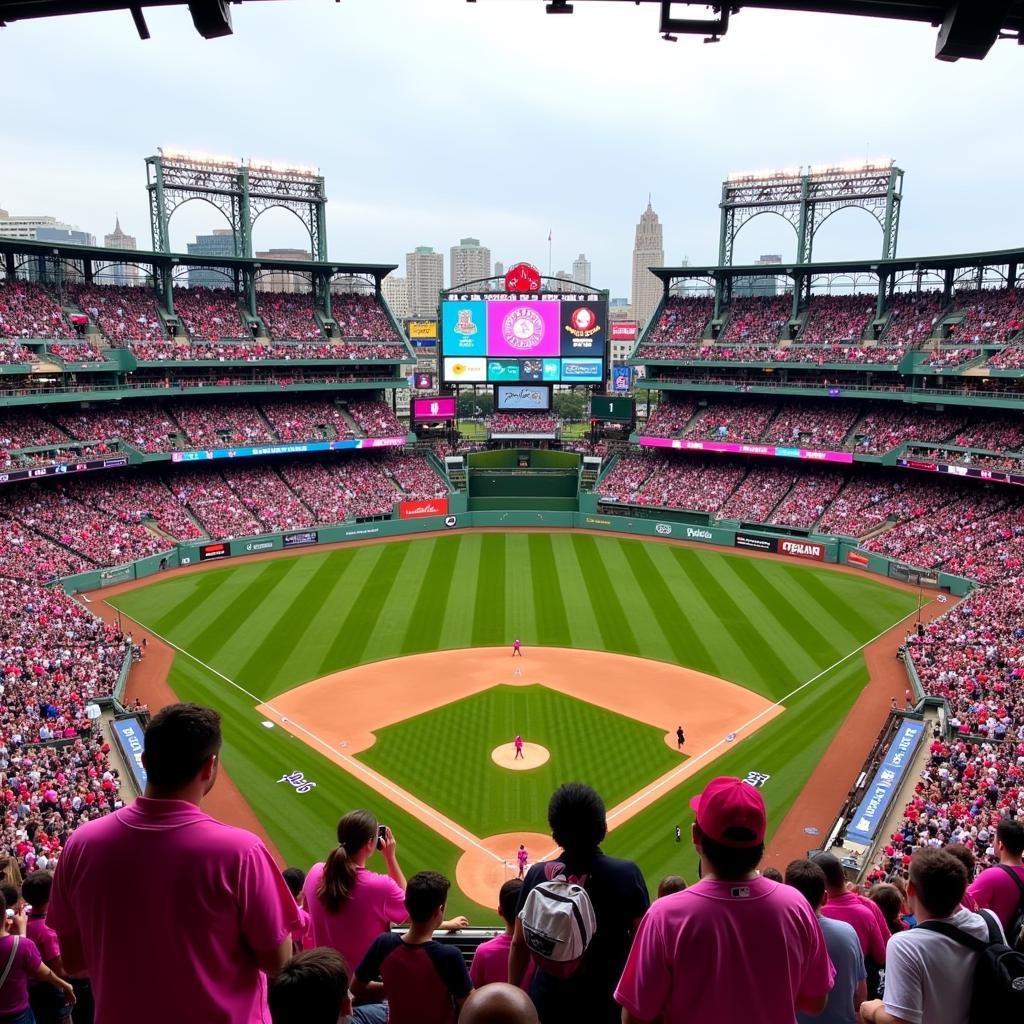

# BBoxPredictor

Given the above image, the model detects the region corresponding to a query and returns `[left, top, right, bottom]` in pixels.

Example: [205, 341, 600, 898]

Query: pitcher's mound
[491, 743, 550, 770]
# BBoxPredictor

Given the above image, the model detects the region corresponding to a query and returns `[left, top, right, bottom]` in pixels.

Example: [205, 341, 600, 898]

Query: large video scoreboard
[440, 292, 607, 385]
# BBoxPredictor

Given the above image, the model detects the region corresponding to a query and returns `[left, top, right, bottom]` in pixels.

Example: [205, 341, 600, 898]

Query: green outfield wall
[56, 506, 975, 599]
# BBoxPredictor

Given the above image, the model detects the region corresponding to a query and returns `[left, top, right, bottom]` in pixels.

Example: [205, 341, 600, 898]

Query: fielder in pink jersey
[517, 844, 528, 879]
[514, 735, 524, 759]
[513, 639, 522, 657]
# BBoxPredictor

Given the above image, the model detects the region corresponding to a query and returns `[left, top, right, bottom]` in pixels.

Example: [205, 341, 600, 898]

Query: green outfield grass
[110, 532, 918, 919]
[358, 684, 682, 836]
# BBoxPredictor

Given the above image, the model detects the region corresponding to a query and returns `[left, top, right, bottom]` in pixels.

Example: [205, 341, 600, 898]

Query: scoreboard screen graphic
[440, 293, 607, 385]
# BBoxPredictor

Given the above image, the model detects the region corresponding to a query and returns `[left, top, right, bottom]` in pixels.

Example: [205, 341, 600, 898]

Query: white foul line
[112, 610, 506, 864]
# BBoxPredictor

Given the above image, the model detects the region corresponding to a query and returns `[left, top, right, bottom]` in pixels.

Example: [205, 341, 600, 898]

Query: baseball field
[108, 531, 919, 920]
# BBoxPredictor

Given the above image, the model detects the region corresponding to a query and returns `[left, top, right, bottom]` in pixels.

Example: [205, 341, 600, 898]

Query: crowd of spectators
[256, 292, 324, 341]
[68, 284, 165, 344]
[0, 281, 73, 339]
[258, 398, 355, 442]
[0, 341, 36, 364]
[48, 341, 107, 363]
[770, 470, 845, 529]
[69, 476, 205, 542]
[878, 290, 945, 347]
[852, 407, 966, 454]
[597, 453, 747, 513]
[817, 476, 951, 537]
[224, 466, 318, 534]
[10, 484, 173, 566]
[128, 339, 339, 362]
[644, 297, 714, 345]
[799, 294, 876, 345]
[487, 412, 560, 433]
[948, 285, 1024, 344]
[330, 294, 399, 341]
[171, 286, 245, 341]
[385, 454, 448, 498]
[0, 506, 90, 581]
[951, 417, 1024, 453]
[762, 402, 859, 449]
[56, 403, 185, 454]
[169, 399, 277, 448]
[641, 401, 695, 438]
[720, 465, 796, 521]
[684, 402, 777, 443]
[718, 296, 792, 344]
[0, 410, 68, 450]
[347, 400, 405, 437]
[985, 343, 1024, 370]
[0, 577, 130, 871]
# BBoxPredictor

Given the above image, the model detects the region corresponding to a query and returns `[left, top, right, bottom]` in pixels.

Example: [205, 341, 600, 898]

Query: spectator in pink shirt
[615, 776, 834, 1024]
[47, 703, 300, 1024]
[469, 879, 534, 991]
[21, 870, 70, 1024]
[965, 817, 1024, 936]
[0, 891, 75, 1024]
[815, 853, 888, 973]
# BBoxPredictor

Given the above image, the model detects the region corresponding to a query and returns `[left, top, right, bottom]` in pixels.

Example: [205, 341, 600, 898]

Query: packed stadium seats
[171, 285, 245, 341]
[0, 280, 73, 339]
[331, 293, 399, 341]
[719, 295, 792, 345]
[255, 291, 323, 341]
[947, 286, 1024, 344]
[69, 283, 165, 344]
[487, 412, 560, 433]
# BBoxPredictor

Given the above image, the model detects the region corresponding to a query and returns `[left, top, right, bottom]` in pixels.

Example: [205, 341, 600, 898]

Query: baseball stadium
[2, 4, 1024, 1024]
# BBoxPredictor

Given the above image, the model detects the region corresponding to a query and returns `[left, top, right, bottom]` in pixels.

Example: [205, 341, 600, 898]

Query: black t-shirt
[516, 850, 649, 1024]
[356, 932, 472, 1024]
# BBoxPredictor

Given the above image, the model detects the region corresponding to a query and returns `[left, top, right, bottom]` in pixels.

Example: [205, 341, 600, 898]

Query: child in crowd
[469, 879, 534, 990]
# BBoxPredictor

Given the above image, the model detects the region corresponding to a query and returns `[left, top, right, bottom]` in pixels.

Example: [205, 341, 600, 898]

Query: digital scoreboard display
[440, 293, 607, 385]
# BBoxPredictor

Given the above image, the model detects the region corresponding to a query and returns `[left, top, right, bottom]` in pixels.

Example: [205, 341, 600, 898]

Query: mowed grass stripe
[672, 549, 798, 693]
[187, 558, 301, 663]
[401, 538, 460, 653]
[618, 539, 713, 668]
[569, 535, 639, 654]
[436, 535, 487, 651]
[504, 534, 539, 644]
[471, 534, 506, 644]
[723, 557, 842, 667]
[234, 552, 355, 693]
[527, 534, 570, 645]
[317, 542, 411, 672]
[785, 567, 881, 638]
[146, 569, 236, 634]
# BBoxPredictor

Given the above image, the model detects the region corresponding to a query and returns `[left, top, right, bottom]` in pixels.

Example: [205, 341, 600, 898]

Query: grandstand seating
[487, 412, 560, 434]
[171, 285, 245, 341]
[255, 291, 323, 341]
[878, 290, 944, 347]
[719, 296, 792, 345]
[799, 294, 876, 345]
[0, 280, 73, 339]
[331, 293, 399, 340]
[947, 286, 1024, 344]
[69, 283, 165, 343]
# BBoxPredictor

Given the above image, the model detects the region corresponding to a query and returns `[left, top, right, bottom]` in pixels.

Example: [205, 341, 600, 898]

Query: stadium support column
[243, 266, 257, 319]
[238, 166, 253, 260]
[162, 266, 174, 315]
[796, 173, 812, 266]
[876, 273, 887, 320]
[147, 156, 171, 253]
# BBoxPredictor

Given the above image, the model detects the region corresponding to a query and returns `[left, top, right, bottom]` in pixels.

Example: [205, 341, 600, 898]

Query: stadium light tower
[145, 148, 328, 260]
[718, 160, 903, 266]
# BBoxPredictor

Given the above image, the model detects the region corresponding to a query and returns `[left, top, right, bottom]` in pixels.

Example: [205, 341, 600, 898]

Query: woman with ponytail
[303, 810, 407, 976]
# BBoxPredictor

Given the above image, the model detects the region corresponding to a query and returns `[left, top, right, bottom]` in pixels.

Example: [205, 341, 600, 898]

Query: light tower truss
[145, 148, 328, 261]
[718, 161, 903, 267]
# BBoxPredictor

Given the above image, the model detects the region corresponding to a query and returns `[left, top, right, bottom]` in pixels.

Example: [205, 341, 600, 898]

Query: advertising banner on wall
[407, 320, 438, 340]
[412, 396, 456, 421]
[779, 539, 825, 561]
[495, 385, 551, 411]
[199, 542, 229, 561]
[399, 498, 449, 520]
[735, 533, 777, 553]
[610, 321, 638, 341]
[559, 300, 607, 358]
[112, 717, 148, 791]
[612, 366, 632, 392]
[846, 720, 926, 844]
[486, 302, 562, 358]
[283, 530, 319, 548]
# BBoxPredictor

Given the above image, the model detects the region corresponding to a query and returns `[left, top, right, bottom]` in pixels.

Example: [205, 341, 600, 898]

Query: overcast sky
[2, 0, 1021, 297]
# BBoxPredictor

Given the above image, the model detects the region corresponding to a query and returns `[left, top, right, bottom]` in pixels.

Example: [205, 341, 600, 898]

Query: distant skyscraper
[734, 254, 782, 299]
[554, 270, 572, 292]
[103, 216, 138, 286]
[0, 210, 93, 244]
[572, 253, 591, 286]
[382, 275, 410, 320]
[450, 237, 491, 289]
[187, 229, 237, 288]
[255, 248, 312, 293]
[631, 200, 664, 329]
[406, 246, 444, 318]
[494, 260, 504, 278]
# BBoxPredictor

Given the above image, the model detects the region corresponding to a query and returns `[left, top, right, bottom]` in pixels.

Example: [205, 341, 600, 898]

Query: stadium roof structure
[493, 1, 1024, 60]
[651, 244, 1024, 284]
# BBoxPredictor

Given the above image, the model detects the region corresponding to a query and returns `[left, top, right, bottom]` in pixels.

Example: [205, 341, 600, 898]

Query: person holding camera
[303, 810, 469, 1003]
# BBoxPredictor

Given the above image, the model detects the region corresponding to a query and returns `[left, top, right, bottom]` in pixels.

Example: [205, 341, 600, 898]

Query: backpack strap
[0, 936, 20, 993]
[918, 917, 990, 952]
[997, 865, 1024, 904]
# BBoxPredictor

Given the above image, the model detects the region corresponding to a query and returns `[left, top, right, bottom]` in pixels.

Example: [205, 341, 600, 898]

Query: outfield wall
[57, 508, 974, 598]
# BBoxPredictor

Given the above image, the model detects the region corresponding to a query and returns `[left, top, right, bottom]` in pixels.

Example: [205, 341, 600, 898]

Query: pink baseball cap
[690, 776, 767, 848]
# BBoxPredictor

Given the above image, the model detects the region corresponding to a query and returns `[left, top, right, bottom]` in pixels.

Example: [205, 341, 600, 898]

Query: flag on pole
[548, 229, 552, 242]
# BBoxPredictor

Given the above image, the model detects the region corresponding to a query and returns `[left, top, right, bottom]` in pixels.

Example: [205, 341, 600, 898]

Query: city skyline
[1, 3, 1022, 297]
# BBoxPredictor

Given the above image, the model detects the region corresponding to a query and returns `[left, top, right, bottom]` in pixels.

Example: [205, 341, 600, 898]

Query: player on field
[513, 639, 522, 657]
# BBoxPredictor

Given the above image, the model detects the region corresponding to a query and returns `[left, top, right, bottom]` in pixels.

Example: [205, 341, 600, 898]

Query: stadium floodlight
[247, 159, 320, 177]
[159, 147, 238, 167]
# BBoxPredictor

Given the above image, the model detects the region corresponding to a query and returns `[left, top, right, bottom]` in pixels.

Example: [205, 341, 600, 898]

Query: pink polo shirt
[47, 797, 300, 1024]
[822, 891, 888, 965]
[615, 877, 835, 1024]
[967, 864, 1024, 930]
[468, 932, 535, 990]
[302, 862, 408, 973]
[25, 914, 61, 964]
